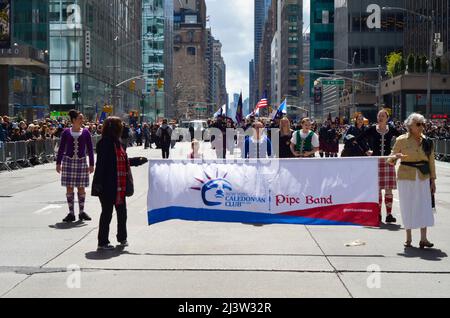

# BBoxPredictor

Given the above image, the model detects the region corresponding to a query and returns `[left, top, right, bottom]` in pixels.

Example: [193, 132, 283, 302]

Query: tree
[407, 54, 415, 73]
[415, 55, 422, 73]
[420, 55, 428, 73]
[435, 57, 442, 73]
[386, 52, 403, 77]
[399, 57, 406, 74]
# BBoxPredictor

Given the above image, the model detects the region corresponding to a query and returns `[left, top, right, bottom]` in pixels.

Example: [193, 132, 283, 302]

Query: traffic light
[157, 78, 164, 90]
[129, 80, 136, 91]
[299, 75, 305, 87]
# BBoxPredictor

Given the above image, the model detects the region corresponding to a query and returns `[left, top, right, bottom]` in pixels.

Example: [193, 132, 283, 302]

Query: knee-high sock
[66, 193, 75, 215]
[379, 191, 383, 214]
[385, 193, 394, 215]
[78, 193, 86, 214]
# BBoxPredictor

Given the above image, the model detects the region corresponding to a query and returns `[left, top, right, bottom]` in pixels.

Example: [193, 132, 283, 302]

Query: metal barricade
[17, 141, 32, 167]
[0, 142, 11, 171]
[34, 139, 46, 164]
[44, 139, 56, 162]
[5, 142, 19, 169]
[445, 140, 450, 161]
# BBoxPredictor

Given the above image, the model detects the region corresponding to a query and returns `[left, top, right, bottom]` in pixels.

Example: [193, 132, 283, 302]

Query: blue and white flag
[272, 99, 287, 120]
[214, 104, 226, 118]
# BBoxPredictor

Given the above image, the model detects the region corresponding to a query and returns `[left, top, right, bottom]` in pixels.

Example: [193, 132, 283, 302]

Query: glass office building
[0, 0, 49, 119]
[142, 0, 173, 121]
[49, 0, 142, 119]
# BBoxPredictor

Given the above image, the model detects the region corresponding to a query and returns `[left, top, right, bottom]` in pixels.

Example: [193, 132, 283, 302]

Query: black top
[345, 125, 369, 154]
[92, 137, 146, 203]
[279, 132, 293, 158]
[358, 125, 401, 157]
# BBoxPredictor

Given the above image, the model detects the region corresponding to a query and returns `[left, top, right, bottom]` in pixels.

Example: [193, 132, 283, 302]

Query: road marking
[33, 205, 63, 215]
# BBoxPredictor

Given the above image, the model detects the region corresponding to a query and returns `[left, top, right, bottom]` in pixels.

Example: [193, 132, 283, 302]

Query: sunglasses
[416, 123, 425, 127]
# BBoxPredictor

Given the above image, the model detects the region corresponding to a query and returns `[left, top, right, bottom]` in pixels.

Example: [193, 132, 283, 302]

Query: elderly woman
[388, 113, 436, 249]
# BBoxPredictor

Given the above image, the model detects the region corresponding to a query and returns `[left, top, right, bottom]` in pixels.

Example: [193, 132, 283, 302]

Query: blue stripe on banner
[148, 207, 358, 226]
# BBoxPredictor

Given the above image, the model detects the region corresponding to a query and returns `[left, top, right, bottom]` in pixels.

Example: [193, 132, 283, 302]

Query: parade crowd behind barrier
[2, 114, 450, 171]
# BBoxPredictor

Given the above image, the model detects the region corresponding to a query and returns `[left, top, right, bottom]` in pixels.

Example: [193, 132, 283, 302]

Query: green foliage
[420, 55, 428, 73]
[407, 54, 415, 73]
[386, 52, 403, 77]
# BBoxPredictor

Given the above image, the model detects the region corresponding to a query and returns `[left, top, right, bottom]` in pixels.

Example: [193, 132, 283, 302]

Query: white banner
[148, 158, 380, 227]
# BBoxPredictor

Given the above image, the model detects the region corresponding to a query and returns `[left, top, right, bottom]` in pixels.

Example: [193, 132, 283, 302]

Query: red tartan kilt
[379, 159, 397, 190]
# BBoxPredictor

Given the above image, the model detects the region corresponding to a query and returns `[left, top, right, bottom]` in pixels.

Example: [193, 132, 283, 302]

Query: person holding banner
[188, 139, 204, 160]
[279, 117, 294, 158]
[243, 121, 273, 159]
[358, 109, 401, 223]
[290, 118, 320, 158]
[389, 113, 436, 249]
[92, 117, 148, 251]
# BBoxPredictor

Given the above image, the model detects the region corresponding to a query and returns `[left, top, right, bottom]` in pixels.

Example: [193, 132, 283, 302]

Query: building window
[187, 47, 196, 56]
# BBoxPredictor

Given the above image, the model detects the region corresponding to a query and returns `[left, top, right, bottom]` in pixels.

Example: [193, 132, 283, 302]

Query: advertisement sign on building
[0, 0, 11, 48]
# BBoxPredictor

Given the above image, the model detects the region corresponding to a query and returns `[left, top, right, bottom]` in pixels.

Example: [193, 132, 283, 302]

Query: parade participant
[243, 121, 273, 159]
[211, 115, 228, 159]
[318, 121, 330, 158]
[156, 119, 173, 159]
[92, 117, 148, 251]
[290, 118, 320, 158]
[342, 113, 370, 157]
[358, 109, 401, 223]
[327, 121, 341, 158]
[279, 117, 294, 158]
[388, 113, 436, 249]
[56, 110, 94, 223]
[188, 139, 204, 160]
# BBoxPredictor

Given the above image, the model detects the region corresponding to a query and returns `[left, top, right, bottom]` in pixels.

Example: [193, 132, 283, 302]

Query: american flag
[255, 97, 268, 110]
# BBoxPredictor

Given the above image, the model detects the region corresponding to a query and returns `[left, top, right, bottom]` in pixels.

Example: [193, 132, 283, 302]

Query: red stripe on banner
[280, 203, 380, 227]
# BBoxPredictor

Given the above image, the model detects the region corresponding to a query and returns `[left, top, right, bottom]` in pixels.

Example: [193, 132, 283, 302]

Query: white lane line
[33, 205, 63, 215]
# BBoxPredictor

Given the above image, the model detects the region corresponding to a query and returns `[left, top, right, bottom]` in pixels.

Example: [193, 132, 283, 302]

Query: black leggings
[98, 197, 127, 246]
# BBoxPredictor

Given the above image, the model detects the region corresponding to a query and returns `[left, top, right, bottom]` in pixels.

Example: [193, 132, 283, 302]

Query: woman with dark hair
[92, 117, 147, 251]
[358, 109, 402, 224]
[56, 110, 94, 223]
[342, 113, 370, 157]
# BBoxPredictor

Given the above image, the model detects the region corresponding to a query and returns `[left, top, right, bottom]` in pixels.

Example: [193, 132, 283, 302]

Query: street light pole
[426, 10, 435, 120]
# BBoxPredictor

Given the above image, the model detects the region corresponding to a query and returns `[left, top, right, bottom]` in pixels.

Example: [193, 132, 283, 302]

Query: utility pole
[426, 10, 435, 120]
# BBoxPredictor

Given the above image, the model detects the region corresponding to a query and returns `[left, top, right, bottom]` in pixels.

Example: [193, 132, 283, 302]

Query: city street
[1, 142, 449, 298]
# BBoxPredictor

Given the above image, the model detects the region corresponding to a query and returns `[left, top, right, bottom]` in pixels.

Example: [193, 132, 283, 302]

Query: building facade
[334, 0, 405, 121]
[404, 0, 450, 74]
[310, 0, 334, 112]
[0, 0, 49, 120]
[278, 0, 303, 109]
[173, 0, 209, 120]
[142, 0, 174, 121]
[49, 0, 142, 120]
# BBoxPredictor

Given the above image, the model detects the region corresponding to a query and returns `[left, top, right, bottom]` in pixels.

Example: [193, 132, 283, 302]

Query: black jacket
[92, 137, 146, 203]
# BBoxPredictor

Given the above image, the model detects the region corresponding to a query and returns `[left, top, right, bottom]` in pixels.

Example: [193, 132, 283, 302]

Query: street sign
[75, 83, 81, 91]
[72, 92, 80, 99]
[321, 79, 345, 86]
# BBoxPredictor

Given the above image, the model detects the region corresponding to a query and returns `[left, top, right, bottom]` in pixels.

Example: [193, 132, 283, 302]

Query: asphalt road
[1, 142, 450, 298]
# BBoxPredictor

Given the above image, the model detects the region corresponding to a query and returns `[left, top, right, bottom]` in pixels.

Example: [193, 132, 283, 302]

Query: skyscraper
[142, 0, 174, 121]
[310, 0, 334, 100]
[0, 0, 49, 119]
[48, 0, 142, 118]
[252, 0, 272, 107]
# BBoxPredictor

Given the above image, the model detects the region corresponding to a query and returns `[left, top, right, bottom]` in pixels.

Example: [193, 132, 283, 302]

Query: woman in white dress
[388, 113, 437, 249]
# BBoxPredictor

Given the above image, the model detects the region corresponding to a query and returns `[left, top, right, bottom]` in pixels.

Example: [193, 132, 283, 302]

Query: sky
[205, 0, 310, 103]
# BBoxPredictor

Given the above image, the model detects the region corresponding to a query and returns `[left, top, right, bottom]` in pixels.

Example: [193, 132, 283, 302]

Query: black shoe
[97, 245, 115, 251]
[79, 212, 92, 222]
[386, 214, 397, 224]
[63, 213, 76, 223]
